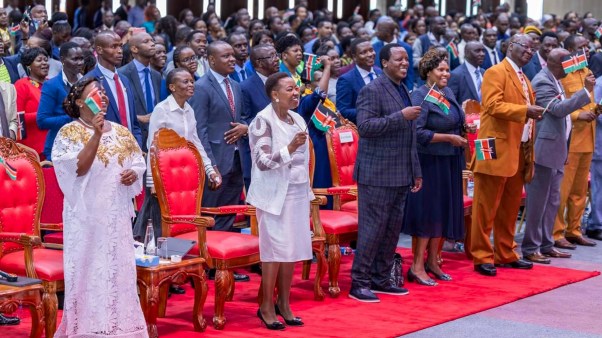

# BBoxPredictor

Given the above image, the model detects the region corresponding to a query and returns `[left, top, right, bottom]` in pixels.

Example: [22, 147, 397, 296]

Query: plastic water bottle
[467, 179, 474, 198]
[144, 221, 156, 255]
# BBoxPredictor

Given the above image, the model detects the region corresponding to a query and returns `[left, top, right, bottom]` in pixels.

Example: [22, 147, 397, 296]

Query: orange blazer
[472, 58, 535, 178]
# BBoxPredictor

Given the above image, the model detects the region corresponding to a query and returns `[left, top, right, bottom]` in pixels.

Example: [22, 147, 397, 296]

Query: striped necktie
[475, 68, 482, 100]
[518, 70, 533, 142]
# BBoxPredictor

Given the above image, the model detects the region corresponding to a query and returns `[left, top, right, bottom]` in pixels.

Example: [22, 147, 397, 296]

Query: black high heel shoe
[257, 309, 285, 330]
[425, 264, 452, 281]
[275, 304, 304, 326]
[407, 268, 438, 286]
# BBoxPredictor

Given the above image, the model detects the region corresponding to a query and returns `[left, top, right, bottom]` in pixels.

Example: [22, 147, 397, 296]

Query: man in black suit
[449, 41, 485, 104]
[481, 28, 504, 70]
[118, 32, 161, 152]
[349, 44, 422, 303]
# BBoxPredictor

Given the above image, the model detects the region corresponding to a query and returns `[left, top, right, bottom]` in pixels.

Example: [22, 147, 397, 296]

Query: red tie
[113, 73, 128, 128]
[224, 78, 235, 118]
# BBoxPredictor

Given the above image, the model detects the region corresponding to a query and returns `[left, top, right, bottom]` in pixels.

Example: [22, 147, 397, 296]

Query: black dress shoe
[0, 313, 20, 325]
[495, 259, 533, 269]
[169, 285, 186, 294]
[370, 283, 410, 295]
[234, 273, 250, 282]
[274, 304, 304, 326]
[257, 309, 285, 330]
[348, 287, 380, 303]
[586, 229, 602, 241]
[474, 263, 497, 276]
[425, 264, 452, 281]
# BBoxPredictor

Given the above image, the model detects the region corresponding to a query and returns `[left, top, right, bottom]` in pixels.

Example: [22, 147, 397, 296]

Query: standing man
[128, 0, 146, 27]
[470, 34, 545, 277]
[118, 32, 160, 152]
[523, 32, 559, 81]
[349, 44, 422, 303]
[88, 30, 142, 147]
[481, 28, 504, 70]
[227, 33, 251, 83]
[522, 48, 594, 264]
[457, 23, 478, 64]
[336, 38, 382, 124]
[304, 19, 333, 53]
[553, 35, 598, 248]
[51, 20, 72, 60]
[188, 30, 210, 78]
[240, 44, 279, 191]
[412, 16, 446, 87]
[0, 80, 17, 139]
[372, 17, 414, 89]
[449, 41, 485, 104]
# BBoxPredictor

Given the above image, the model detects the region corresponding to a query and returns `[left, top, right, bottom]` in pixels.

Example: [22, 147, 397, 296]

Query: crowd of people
[1, 0, 602, 335]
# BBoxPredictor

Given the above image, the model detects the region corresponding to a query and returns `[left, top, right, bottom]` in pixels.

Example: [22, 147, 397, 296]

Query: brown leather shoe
[542, 248, 572, 258]
[523, 252, 551, 264]
[554, 238, 577, 250]
[566, 236, 597, 247]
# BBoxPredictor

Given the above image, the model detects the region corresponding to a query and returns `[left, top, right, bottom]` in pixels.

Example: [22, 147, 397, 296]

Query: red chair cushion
[0, 248, 63, 281]
[156, 147, 202, 218]
[43, 232, 64, 245]
[340, 200, 358, 213]
[318, 210, 358, 234]
[175, 231, 259, 259]
[463, 195, 473, 208]
[41, 167, 63, 224]
[170, 223, 197, 237]
[234, 213, 246, 224]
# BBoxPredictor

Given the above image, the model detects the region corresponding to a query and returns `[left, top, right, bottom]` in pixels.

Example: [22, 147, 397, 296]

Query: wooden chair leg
[191, 273, 208, 332]
[326, 240, 341, 298]
[302, 260, 311, 280]
[42, 281, 58, 338]
[314, 242, 327, 301]
[157, 283, 169, 318]
[226, 270, 235, 302]
[213, 269, 232, 330]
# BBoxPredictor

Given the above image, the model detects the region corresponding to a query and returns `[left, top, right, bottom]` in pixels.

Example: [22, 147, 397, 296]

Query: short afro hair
[418, 47, 448, 80]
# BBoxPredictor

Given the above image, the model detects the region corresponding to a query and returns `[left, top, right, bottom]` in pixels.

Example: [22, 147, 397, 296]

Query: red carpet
[5, 248, 599, 338]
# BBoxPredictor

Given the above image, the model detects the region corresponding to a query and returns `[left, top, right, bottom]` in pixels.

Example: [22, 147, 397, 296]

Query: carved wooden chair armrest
[162, 215, 215, 268]
[313, 185, 358, 197]
[0, 232, 42, 278]
[39, 223, 63, 232]
[201, 205, 255, 216]
[309, 198, 327, 239]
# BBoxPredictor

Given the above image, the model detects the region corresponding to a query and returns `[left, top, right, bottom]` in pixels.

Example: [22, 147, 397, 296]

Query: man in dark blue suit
[449, 41, 486, 104]
[481, 28, 504, 70]
[336, 38, 382, 124]
[412, 16, 447, 87]
[349, 44, 422, 303]
[372, 17, 414, 89]
[227, 33, 252, 83]
[87, 30, 142, 147]
[118, 32, 161, 152]
[523, 32, 559, 81]
[240, 44, 279, 191]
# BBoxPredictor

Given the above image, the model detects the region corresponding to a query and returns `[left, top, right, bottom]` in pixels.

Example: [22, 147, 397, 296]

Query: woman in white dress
[52, 76, 148, 338]
[247, 72, 313, 330]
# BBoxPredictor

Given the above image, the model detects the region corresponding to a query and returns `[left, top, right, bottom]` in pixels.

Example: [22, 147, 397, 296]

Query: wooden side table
[136, 257, 207, 338]
[0, 283, 45, 338]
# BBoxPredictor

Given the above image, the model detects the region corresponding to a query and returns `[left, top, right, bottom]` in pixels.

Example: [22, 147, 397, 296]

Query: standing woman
[15, 47, 49, 158]
[403, 48, 473, 285]
[159, 46, 199, 100]
[151, 42, 167, 74]
[275, 35, 303, 89]
[52, 76, 148, 337]
[37, 42, 84, 160]
[247, 72, 313, 330]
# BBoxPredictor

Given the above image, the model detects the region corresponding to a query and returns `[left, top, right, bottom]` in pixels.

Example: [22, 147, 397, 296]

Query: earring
[275, 98, 279, 103]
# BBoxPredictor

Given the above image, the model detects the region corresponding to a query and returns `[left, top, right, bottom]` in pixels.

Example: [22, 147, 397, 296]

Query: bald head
[129, 32, 151, 48]
[129, 32, 156, 62]
[508, 34, 535, 67]
[95, 30, 120, 48]
[547, 48, 571, 79]
[465, 41, 485, 67]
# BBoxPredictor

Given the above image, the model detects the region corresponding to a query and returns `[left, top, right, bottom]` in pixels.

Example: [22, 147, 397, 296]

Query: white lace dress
[52, 122, 148, 338]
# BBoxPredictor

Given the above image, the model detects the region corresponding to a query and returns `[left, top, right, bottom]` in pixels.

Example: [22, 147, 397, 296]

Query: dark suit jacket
[229, 65, 253, 83]
[336, 66, 383, 123]
[189, 71, 245, 175]
[522, 53, 542, 81]
[240, 73, 270, 180]
[449, 63, 485, 104]
[481, 47, 504, 70]
[353, 75, 422, 187]
[2, 56, 21, 84]
[86, 66, 143, 147]
[589, 52, 602, 78]
[36, 74, 72, 160]
[118, 61, 161, 152]
[373, 39, 414, 89]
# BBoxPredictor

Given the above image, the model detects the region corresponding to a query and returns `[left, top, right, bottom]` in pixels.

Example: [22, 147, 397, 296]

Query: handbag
[390, 253, 404, 286]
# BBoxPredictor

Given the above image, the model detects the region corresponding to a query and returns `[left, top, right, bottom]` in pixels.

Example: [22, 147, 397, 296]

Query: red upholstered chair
[150, 128, 260, 330]
[39, 163, 65, 248]
[325, 126, 359, 213]
[0, 137, 63, 338]
[463, 99, 482, 165]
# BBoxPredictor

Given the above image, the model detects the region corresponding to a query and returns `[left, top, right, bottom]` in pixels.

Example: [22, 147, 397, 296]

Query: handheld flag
[9, 25, 20, 36]
[16, 111, 26, 140]
[446, 41, 459, 59]
[0, 156, 17, 180]
[562, 49, 588, 74]
[596, 24, 602, 39]
[474, 138, 497, 161]
[473, 0, 482, 6]
[424, 86, 451, 114]
[84, 88, 103, 115]
[299, 53, 322, 83]
[310, 102, 341, 132]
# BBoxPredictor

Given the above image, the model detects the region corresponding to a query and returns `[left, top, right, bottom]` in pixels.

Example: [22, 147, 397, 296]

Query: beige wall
[542, 0, 602, 19]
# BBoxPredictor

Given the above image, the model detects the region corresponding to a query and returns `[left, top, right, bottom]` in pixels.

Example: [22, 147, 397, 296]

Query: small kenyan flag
[424, 87, 451, 114]
[16, 111, 26, 140]
[300, 53, 322, 83]
[596, 24, 602, 39]
[85, 88, 103, 114]
[0, 156, 17, 180]
[475, 138, 497, 161]
[310, 102, 339, 132]
[562, 49, 588, 74]
[446, 41, 459, 59]
[9, 25, 19, 36]
[473, 0, 482, 6]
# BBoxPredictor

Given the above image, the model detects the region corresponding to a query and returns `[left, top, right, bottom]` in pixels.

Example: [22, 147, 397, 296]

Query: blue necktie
[368, 72, 374, 82]
[240, 69, 246, 81]
[144, 68, 154, 112]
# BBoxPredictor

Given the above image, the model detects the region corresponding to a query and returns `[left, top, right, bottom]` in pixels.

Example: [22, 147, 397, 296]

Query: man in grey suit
[349, 44, 422, 303]
[522, 48, 595, 263]
[118, 32, 161, 152]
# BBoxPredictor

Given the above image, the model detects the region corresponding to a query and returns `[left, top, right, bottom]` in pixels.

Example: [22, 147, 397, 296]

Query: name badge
[339, 131, 353, 144]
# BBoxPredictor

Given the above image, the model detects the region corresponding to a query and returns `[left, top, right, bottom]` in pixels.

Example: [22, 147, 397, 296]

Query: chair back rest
[0, 137, 44, 256]
[40, 164, 63, 225]
[462, 99, 482, 166]
[150, 128, 205, 237]
[326, 126, 358, 202]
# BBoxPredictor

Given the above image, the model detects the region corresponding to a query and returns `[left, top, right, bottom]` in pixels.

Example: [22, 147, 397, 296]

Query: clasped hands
[224, 122, 248, 144]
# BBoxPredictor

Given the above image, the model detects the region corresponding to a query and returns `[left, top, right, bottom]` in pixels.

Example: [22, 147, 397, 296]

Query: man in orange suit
[470, 34, 545, 276]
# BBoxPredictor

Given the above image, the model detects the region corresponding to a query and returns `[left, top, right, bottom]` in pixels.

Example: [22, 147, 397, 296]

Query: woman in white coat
[247, 72, 313, 330]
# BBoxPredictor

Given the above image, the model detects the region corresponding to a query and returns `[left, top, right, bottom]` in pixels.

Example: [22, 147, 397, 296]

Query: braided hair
[63, 76, 99, 119]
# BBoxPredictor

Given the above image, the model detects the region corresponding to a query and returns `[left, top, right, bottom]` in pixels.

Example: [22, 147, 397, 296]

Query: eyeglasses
[511, 41, 536, 54]
[257, 53, 280, 61]
[181, 55, 198, 63]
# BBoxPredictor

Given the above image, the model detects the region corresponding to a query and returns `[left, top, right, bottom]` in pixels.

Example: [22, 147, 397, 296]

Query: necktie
[518, 70, 533, 142]
[475, 68, 482, 100]
[368, 72, 375, 82]
[224, 78, 235, 118]
[113, 73, 128, 128]
[492, 51, 498, 65]
[240, 69, 246, 81]
[0, 92, 10, 137]
[143, 68, 154, 112]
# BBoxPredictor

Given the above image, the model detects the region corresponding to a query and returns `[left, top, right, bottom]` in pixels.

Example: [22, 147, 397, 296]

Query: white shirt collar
[257, 72, 268, 84]
[384, 37, 398, 45]
[356, 65, 375, 78]
[506, 57, 521, 74]
[166, 94, 192, 113]
[210, 68, 229, 84]
[97, 62, 117, 80]
[537, 51, 547, 66]
[465, 61, 477, 74]
[62, 70, 82, 87]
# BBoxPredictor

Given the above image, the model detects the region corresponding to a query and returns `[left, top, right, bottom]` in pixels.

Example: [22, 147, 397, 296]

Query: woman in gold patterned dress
[52, 76, 148, 338]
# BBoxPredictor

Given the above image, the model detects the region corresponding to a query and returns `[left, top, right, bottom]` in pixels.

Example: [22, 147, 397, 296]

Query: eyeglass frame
[510, 41, 536, 54]
[256, 53, 280, 61]
[180, 55, 199, 63]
